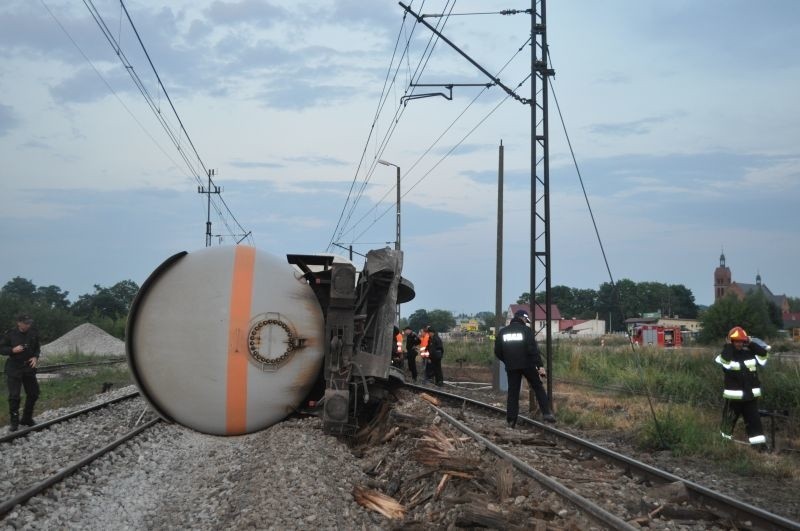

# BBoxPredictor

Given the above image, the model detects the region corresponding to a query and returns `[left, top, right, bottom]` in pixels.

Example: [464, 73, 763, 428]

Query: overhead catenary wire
[39, 0, 195, 186]
[333, 1, 456, 247]
[328, 0, 457, 251]
[77, 0, 252, 245]
[339, 36, 532, 244]
[547, 52, 667, 448]
[353, 75, 529, 244]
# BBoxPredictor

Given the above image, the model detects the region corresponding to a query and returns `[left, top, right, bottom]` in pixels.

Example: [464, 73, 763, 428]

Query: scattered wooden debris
[497, 460, 514, 501]
[434, 473, 450, 499]
[389, 409, 426, 427]
[380, 426, 400, 444]
[419, 392, 441, 406]
[414, 425, 481, 472]
[452, 497, 542, 531]
[352, 485, 405, 520]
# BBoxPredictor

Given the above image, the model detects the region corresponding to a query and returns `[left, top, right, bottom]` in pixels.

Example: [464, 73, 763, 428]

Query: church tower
[714, 252, 731, 301]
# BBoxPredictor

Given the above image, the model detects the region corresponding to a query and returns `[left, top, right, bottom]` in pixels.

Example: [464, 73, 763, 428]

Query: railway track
[0, 389, 158, 517]
[404, 383, 800, 530]
[0, 390, 140, 444]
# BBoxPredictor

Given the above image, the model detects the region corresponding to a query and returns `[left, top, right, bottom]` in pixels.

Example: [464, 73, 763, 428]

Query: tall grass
[443, 338, 800, 474]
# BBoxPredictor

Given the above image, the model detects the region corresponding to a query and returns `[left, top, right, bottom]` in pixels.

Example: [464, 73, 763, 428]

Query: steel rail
[36, 358, 127, 373]
[407, 383, 800, 531]
[428, 403, 638, 530]
[0, 357, 126, 375]
[1, 390, 140, 444]
[0, 417, 160, 517]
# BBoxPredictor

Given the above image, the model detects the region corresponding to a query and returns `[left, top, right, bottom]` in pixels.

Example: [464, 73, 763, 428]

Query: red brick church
[713, 252, 789, 313]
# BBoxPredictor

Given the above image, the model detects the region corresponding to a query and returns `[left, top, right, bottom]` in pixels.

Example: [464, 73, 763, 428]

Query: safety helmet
[727, 326, 749, 342]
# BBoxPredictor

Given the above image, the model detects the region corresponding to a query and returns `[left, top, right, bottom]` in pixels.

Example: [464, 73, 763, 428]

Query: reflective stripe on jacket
[715, 343, 768, 401]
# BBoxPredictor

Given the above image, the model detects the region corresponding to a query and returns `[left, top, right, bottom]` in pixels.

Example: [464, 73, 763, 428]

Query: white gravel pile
[1, 386, 385, 530]
[40, 323, 125, 358]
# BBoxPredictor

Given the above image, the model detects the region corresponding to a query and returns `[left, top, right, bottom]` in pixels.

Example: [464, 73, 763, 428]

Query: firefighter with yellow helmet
[715, 326, 770, 449]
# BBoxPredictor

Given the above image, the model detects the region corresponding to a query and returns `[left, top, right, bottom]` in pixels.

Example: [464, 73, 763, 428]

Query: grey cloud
[205, 0, 290, 27]
[49, 66, 134, 104]
[588, 115, 672, 137]
[229, 160, 285, 169]
[19, 138, 51, 150]
[0, 104, 19, 136]
[257, 82, 354, 110]
[283, 156, 349, 167]
[595, 72, 630, 85]
[433, 143, 490, 157]
[3, 2, 391, 110]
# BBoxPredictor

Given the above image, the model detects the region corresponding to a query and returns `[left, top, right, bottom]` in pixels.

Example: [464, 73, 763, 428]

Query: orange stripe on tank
[226, 245, 255, 434]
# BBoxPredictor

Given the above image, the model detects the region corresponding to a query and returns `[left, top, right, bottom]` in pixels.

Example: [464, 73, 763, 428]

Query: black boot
[21, 403, 36, 427]
[9, 411, 19, 432]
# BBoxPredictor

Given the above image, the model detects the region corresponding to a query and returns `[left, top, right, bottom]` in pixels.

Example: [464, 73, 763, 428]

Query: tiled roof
[509, 303, 562, 321]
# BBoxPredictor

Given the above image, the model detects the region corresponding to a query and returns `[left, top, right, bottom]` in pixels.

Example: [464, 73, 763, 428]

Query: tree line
[404, 279, 796, 342]
[0, 277, 139, 342]
[3, 275, 794, 344]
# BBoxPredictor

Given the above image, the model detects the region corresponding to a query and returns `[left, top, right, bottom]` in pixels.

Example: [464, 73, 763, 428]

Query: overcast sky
[1, 0, 798, 318]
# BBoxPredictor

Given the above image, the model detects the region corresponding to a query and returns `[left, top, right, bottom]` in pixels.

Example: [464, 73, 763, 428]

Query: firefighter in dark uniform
[1, 315, 41, 432]
[495, 309, 555, 427]
[403, 326, 420, 382]
[715, 326, 769, 449]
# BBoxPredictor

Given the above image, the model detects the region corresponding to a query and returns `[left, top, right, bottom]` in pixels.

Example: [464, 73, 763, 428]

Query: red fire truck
[631, 325, 682, 347]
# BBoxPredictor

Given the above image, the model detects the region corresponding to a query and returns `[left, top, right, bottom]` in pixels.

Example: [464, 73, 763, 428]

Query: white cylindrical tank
[126, 245, 324, 435]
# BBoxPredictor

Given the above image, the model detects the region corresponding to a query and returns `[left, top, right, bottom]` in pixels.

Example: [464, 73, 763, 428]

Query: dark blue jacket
[1, 326, 41, 372]
[494, 318, 543, 371]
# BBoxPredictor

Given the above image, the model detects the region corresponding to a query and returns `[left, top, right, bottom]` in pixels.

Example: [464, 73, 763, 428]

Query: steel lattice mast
[531, 0, 556, 399]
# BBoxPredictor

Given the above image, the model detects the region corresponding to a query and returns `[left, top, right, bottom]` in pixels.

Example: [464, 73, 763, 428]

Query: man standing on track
[494, 309, 555, 427]
[1, 315, 41, 432]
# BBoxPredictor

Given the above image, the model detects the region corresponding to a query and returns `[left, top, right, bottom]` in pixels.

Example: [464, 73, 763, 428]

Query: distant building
[657, 317, 701, 333]
[713, 252, 789, 313]
[784, 312, 800, 342]
[559, 318, 606, 336]
[505, 303, 607, 338]
[507, 303, 561, 339]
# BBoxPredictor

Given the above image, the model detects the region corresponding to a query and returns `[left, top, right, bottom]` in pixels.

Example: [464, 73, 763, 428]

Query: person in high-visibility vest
[716, 326, 770, 450]
[391, 326, 404, 368]
[418, 327, 431, 382]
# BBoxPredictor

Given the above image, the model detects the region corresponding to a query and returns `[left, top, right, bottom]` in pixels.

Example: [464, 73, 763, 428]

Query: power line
[328, 0, 457, 250]
[78, 0, 253, 245]
[338, 36, 531, 244]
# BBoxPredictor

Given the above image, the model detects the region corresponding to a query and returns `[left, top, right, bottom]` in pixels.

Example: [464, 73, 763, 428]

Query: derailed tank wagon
[126, 245, 413, 436]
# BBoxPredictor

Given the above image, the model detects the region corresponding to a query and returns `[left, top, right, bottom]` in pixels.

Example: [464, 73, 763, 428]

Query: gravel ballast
[2, 386, 384, 530]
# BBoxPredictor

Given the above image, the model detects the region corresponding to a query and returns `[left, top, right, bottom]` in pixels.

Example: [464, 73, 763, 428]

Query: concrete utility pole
[493, 140, 504, 391]
[378, 159, 401, 324]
